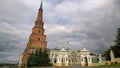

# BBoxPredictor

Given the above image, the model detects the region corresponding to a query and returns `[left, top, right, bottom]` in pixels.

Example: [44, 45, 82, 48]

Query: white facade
[49, 48, 69, 66]
[49, 48, 98, 66]
[79, 48, 92, 66]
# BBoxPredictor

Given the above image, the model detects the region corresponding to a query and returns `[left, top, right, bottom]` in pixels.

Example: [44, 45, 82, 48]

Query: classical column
[89, 56, 92, 64]
[99, 54, 102, 63]
[65, 55, 68, 63]
[83, 57, 85, 63]
[57, 56, 59, 63]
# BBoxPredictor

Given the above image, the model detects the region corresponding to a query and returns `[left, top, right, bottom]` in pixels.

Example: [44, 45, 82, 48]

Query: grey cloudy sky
[0, 0, 120, 63]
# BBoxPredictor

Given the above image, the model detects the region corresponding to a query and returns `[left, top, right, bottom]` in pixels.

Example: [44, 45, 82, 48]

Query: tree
[27, 53, 34, 67]
[102, 48, 111, 60]
[27, 48, 52, 67]
[114, 28, 120, 46]
[112, 28, 120, 58]
[103, 28, 120, 60]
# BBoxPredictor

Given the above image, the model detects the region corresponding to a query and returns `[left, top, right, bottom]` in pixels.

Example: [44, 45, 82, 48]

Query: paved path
[28, 66, 120, 68]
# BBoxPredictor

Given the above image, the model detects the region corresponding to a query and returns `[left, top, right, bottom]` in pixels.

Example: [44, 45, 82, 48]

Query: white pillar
[59, 56, 62, 63]
[90, 56, 92, 64]
[65, 55, 68, 63]
[99, 54, 102, 63]
[81, 56, 84, 63]
[57, 56, 59, 63]
[51, 58, 53, 63]
[65, 55, 66, 63]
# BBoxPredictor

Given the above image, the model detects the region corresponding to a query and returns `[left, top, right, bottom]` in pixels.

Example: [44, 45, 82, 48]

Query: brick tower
[20, 1, 47, 68]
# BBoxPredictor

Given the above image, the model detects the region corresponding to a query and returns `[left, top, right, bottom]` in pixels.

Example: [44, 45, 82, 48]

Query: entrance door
[62, 58, 65, 66]
[84, 57, 88, 66]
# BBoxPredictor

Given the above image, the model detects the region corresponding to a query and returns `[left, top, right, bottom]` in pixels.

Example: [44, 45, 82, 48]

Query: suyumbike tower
[21, 1, 47, 68]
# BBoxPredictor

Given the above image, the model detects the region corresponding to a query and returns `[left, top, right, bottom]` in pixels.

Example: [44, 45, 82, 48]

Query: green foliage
[110, 45, 120, 58]
[102, 48, 111, 60]
[112, 28, 120, 58]
[92, 57, 99, 63]
[103, 28, 120, 60]
[27, 49, 52, 67]
[114, 28, 120, 46]
[27, 53, 34, 67]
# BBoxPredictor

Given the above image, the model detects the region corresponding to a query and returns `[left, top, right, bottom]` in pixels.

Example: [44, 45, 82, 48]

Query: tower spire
[40, 0, 42, 9]
[35, 0, 43, 27]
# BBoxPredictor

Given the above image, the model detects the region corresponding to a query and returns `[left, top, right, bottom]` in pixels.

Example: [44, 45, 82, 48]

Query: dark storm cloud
[0, 22, 27, 62]
[0, 0, 33, 62]
[0, 0, 120, 63]
[46, 0, 120, 52]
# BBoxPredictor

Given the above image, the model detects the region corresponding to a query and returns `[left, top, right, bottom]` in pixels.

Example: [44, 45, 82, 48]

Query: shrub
[105, 63, 108, 65]
[114, 61, 118, 64]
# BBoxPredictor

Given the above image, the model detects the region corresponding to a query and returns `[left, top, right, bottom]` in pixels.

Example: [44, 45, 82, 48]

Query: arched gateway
[84, 57, 88, 66]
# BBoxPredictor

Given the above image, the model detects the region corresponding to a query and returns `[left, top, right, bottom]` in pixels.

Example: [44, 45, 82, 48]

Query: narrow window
[38, 38, 40, 41]
[39, 30, 41, 33]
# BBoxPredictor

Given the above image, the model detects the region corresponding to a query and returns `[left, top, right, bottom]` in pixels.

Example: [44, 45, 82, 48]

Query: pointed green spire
[40, 0, 42, 9]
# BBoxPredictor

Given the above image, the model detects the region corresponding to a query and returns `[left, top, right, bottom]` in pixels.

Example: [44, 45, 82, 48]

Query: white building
[49, 48, 99, 66]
